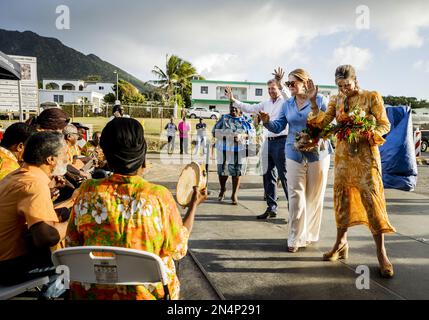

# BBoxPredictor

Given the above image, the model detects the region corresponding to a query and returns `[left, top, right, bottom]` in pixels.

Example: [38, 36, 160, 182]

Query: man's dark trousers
[262, 136, 288, 214]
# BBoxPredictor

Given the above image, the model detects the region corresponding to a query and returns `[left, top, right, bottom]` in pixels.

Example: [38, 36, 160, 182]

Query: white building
[84, 82, 115, 96]
[191, 79, 338, 114]
[0, 54, 39, 117]
[39, 79, 115, 110]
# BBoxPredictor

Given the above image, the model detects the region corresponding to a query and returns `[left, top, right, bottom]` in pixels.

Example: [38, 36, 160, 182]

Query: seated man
[81, 131, 108, 179]
[81, 131, 107, 168]
[0, 123, 35, 181]
[63, 124, 92, 186]
[72, 122, 90, 151]
[63, 124, 83, 167]
[66, 118, 207, 300]
[0, 132, 70, 285]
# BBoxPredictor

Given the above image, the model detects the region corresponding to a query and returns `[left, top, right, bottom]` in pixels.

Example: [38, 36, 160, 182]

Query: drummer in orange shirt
[0, 123, 35, 181]
[0, 131, 70, 285]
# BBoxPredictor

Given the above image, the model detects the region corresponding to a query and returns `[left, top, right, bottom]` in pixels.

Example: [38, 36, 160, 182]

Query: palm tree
[150, 54, 203, 106]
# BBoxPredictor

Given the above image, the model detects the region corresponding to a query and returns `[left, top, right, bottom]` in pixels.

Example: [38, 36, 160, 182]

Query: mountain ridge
[0, 28, 153, 94]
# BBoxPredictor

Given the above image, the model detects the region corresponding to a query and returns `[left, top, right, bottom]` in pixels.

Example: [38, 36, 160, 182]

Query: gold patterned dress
[308, 90, 395, 234]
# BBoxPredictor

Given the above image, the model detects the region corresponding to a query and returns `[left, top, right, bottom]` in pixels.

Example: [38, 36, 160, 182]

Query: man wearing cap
[63, 124, 92, 183]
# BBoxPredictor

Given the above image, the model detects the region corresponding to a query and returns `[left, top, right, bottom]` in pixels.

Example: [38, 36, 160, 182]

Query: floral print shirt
[0, 146, 20, 181]
[65, 174, 189, 300]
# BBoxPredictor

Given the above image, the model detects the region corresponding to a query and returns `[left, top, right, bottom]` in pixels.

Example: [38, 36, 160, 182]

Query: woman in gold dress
[306, 65, 395, 278]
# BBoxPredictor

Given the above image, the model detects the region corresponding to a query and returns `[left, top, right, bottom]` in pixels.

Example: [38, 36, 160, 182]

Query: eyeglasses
[285, 81, 299, 88]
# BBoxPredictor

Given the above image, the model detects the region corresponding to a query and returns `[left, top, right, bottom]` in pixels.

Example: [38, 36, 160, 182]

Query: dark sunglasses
[285, 81, 299, 88]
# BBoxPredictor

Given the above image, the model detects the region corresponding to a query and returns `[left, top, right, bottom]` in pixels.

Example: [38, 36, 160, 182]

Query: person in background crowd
[63, 124, 92, 188]
[27, 107, 70, 132]
[27, 108, 77, 202]
[0, 132, 70, 285]
[178, 117, 191, 155]
[194, 118, 208, 156]
[81, 131, 106, 167]
[164, 117, 178, 154]
[108, 104, 130, 121]
[0, 123, 35, 180]
[66, 118, 207, 300]
[212, 103, 254, 205]
[81, 131, 108, 178]
[63, 124, 81, 165]
[72, 122, 90, 150]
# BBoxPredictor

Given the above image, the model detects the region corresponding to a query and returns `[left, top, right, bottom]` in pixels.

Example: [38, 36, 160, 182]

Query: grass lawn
[1, 117, 217, 135]
[1, 117, 218, 152]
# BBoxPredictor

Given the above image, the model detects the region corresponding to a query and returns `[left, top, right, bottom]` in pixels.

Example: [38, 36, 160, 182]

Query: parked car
[186, 107, 220, 120]
[421, 130, 429, 152]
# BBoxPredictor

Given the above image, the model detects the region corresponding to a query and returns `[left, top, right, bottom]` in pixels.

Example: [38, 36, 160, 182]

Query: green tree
[150, 54, 204, 107]
[383, 95, 429, 109]
[85, 75, 102, 82]
[103, 79, 146, 105]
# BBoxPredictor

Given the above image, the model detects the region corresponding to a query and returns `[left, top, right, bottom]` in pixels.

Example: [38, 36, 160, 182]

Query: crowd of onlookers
[0, 106, 207, 299]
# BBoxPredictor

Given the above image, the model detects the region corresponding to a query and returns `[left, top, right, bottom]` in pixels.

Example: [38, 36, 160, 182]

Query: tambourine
[176, 162, 207, 206]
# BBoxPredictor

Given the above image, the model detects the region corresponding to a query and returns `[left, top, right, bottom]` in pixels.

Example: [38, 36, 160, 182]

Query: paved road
[146, 153, 429, 300]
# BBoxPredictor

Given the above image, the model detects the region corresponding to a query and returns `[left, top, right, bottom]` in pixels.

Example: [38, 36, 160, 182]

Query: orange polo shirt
[0, 165, 59, 261]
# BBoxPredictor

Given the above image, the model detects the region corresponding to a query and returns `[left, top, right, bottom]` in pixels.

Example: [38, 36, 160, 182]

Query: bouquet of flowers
[295, 109, 377, 153]
[333, 110, 376, 144]
[294, 124, 325, 153]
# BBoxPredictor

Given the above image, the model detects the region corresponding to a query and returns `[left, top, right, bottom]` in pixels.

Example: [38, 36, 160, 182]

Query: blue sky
[1, 0, 428, 99]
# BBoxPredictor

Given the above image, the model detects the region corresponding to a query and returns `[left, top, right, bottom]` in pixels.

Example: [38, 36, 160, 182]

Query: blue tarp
[380, 105, 417, 191]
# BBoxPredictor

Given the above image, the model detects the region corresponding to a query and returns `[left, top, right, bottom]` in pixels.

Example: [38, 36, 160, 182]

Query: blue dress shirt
[264, 94, 333, 163]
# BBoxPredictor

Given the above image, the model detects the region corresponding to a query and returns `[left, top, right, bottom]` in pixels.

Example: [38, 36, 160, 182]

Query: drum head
[176, 162, 206, 206]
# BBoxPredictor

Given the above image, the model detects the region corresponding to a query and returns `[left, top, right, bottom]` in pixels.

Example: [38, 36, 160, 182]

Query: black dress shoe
[256, 211, 277, 219]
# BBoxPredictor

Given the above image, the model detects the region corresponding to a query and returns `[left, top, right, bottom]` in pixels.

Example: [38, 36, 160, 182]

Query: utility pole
[114, 70, 119, 101]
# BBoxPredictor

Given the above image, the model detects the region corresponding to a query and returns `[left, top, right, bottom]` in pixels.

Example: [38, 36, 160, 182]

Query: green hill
[0, 28, 153, 94]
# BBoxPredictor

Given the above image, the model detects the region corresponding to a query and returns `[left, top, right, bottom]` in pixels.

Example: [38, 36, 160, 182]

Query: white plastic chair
[52, 246, 171, 299]
[0, 276, 50, 300]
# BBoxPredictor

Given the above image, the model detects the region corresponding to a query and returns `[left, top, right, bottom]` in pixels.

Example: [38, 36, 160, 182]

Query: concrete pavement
[145, 154, 429, 300]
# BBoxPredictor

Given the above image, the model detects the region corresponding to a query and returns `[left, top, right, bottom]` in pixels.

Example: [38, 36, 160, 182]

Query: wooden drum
[176, 162, 207, 206]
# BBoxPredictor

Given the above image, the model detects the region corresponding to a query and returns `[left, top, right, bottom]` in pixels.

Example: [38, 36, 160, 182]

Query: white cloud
[194, 54, 238, 74]
[331, 46, 373, 71]
[413, 60, 429, 73]
[370, 1, 429, 50]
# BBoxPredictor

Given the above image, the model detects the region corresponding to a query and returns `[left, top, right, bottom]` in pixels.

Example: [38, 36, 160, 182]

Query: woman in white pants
[260, 69, 332, 252]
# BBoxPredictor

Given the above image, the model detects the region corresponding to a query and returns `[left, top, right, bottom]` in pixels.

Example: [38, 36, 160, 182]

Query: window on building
[53, 95, 64, 103]
[201, 86, 208, 94]
[217, 86, 247, 101]
[255, 88, 263, 96]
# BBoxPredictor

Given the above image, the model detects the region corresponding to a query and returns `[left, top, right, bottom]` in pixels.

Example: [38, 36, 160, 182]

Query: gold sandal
[323, 243, 349, 261]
